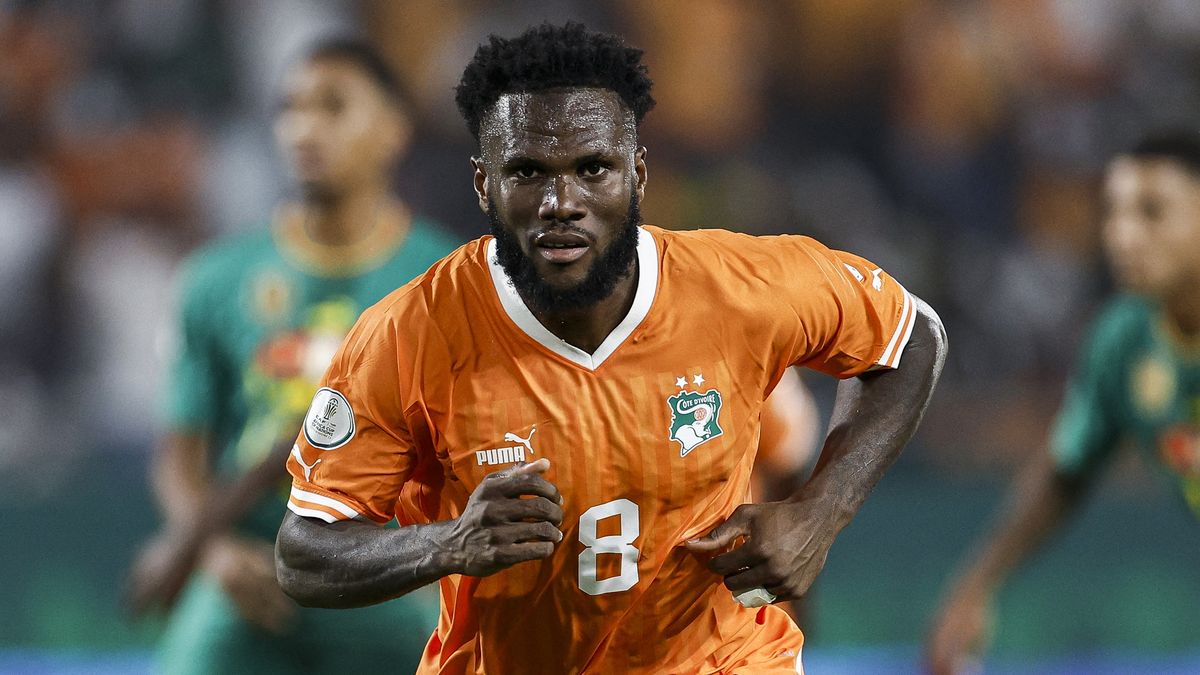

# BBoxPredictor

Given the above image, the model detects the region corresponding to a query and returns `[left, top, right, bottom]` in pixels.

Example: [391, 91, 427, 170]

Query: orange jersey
[286, 225, 916, 674]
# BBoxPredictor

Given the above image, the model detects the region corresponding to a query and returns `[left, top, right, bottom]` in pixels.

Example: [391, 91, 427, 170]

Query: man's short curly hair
[1128, 129, 1200, 177]
[455, 22, 655, 142]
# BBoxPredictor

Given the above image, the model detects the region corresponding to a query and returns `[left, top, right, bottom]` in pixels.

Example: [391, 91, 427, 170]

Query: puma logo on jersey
[504, 427, 536, 454]
[477, 426, 537, 466]
[291, 444, 322, 481]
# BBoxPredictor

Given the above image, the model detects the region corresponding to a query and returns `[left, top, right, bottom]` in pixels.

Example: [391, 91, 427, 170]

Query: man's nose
[284, 110, 319, 144]
[538, 175, 586, 222]
[1104, 217, 1139, 254]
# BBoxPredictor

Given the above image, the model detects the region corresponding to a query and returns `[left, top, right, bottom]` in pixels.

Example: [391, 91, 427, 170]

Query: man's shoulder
[361, 236, 491, 328]
[178, 228, 275, 296]
[366, 217, 465, 284]
[650, 225, 829, 288]
[407, 217, 466, 254]
[1087, 295, 1154, 349]
[1073, 295, 1156, 377]
[651, 225, 759, 249]
[652, 225, 822, 259]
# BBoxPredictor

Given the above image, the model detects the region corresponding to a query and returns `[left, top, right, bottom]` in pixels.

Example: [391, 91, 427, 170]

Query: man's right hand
[205, 536, 298, 634]
[925, 583, 993, 675]
[444, 458, 564, 577]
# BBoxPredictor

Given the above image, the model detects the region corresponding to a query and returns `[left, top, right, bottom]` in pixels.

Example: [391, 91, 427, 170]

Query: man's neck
[528, 262, 639, 355]
[302, 184, 390, 246]
[1164, 278, 1200, 339]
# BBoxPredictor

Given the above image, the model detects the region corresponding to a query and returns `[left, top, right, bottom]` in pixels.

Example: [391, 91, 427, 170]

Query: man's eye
[581, 162, 607, 176]
[515, 167, 539, 179]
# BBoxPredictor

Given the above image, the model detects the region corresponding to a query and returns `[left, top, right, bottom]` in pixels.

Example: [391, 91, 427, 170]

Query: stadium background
[2, 0, 1199, 672]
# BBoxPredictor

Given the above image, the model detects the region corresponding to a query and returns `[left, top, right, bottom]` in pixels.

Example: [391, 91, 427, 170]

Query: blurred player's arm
[130, 431, 297, 632]
[151, 432, 209, 530]
[691, 296, 947, 601]
[925, 456, 1093, 675]
[128, 256, 295, 632]
[926, 307, 1121, 674]
[130, 433, 294, 616]
[276, 458, 564, 608]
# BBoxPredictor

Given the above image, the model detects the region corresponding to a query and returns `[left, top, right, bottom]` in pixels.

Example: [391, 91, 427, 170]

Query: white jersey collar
[486, 226, 658, 371]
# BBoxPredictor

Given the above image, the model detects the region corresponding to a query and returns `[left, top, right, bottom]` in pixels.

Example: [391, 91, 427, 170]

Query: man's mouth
[293, 149, 326, 177]
[534, 231, 590, 264]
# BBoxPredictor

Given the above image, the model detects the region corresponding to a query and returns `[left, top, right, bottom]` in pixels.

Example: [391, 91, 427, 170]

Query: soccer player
[925, 131, 1200, 675]
[275, 23, 947, 674]
[134, 39, 459, 673]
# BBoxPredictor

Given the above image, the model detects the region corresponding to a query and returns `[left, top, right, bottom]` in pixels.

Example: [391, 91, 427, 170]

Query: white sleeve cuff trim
[287, 502, 340, 523]
[290, 486, 364, 520]
[877, 288, 916, 369]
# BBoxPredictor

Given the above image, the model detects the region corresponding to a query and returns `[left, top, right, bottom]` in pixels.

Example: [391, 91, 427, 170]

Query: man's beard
[490, 194, 641, 314]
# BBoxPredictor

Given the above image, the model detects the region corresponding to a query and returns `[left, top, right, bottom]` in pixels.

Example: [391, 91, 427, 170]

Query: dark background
[2, 0, 1199, 671]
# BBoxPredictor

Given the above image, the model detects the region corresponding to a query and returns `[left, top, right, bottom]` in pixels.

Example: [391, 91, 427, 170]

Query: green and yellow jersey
[166, 206, 457, 537]
[1052, 295, 1200, 516]
[159, 206, 459, 673]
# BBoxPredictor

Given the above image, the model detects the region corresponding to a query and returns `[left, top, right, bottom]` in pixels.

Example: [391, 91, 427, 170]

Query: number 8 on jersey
[578, 499, 641, 595]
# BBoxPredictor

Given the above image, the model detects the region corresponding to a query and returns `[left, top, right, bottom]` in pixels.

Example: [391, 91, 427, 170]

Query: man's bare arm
[128, 439, 295, 616]
[275, 458, 564, 608]
[797, 297, 948, 528]
[276, 513, 461, 608]
[151, 432, 210, 529]
[925, 455, 1092, 675]
[689, 297, 947, 600]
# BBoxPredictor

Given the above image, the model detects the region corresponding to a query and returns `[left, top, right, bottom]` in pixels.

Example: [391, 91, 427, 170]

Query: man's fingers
[496, 457, 551, 478]
[479, 459, 563, 505]
[227, 563, 296, 634]
[926, 602, 988, 675]
[707, 544, 760, 576]
[685, 508, 754, 553]
[238, 592, 294, 634]
[495, 473, 562, 504]
[502, 496, 564, 525]
[124, 536, 187, 618]
[927, 634, 968, 675]
[493, 541, 556, 566]
[517, 520, 564, 544]
[494, 521, 563, 545]
[720, 564, 793, 598]
[259, 587, 298, 634]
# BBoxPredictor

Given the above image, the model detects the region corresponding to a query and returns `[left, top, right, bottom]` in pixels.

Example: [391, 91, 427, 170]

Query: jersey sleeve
[772, 236, 917, 379]
[286, 308, 418, 525]
[1049, 306, 1127, 477]
[162, 255, 226, 432]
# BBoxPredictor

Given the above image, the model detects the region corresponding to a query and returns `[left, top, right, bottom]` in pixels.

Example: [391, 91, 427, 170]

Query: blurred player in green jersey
[130, 38, 459, 674]
[926, 130, 1200, 674]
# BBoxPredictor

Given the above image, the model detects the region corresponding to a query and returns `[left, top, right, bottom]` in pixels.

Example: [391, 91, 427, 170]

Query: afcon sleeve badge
[303, 387, 356, 450]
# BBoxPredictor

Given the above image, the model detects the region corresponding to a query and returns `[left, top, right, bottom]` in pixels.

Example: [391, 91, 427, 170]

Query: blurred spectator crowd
[3, 0, 1200, 502]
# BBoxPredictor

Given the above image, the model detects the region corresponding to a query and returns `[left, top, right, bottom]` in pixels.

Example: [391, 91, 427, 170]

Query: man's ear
[471, 157, 489, 214]
[634, 146, 648, 202]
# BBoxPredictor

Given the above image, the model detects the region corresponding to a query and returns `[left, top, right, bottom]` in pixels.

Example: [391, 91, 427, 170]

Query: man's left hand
[685, 498, 837, 603]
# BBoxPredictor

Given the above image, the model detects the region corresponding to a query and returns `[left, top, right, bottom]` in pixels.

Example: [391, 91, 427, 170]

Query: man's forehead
[481, 88, 635, 155]
[1107, 156, 1200, 194]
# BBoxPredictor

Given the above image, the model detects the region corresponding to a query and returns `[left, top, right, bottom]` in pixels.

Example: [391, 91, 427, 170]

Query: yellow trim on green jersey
[272, 200, 413, 278]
